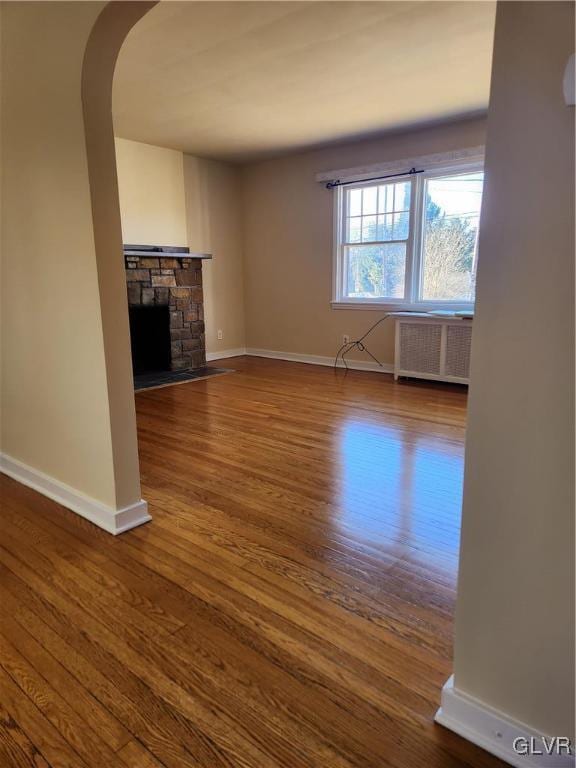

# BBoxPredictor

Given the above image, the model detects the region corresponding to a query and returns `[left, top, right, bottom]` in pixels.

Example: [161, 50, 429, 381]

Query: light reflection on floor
[335, 416, 463, 569]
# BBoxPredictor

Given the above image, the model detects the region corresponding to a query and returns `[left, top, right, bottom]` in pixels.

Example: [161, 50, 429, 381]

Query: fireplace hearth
[124, 245, 211, 375]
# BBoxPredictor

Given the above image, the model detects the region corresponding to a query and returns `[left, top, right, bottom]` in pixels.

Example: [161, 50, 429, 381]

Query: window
[333, 165, 484, 308]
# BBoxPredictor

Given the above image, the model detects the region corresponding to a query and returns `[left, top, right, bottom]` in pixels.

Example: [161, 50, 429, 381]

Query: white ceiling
[113, 1, 495, 163]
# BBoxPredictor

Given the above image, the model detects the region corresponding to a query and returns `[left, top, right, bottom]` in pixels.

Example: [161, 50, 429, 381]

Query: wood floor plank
[0, 699, 51, 768]
[0, 607, 131, 754]
[0, 536, 310, 768]
[117, 739, 167, 768]
[141, 497, 456, 656]
[0, 573, 203, 768]
[0, 356, 506, 768]
[1, 500, 186, 637]
[0, 528, 356, 768]
[123, 525, 447, 704]
[0, 558, 237, 768]
[0, 632, 125, 768]
[0, 666, 91, 768]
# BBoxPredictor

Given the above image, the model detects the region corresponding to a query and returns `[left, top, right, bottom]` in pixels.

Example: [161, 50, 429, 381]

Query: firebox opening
[129, 305, 171, 375]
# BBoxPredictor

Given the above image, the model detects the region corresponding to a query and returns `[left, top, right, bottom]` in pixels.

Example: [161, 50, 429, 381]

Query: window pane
[377, 186, 386, 213]
[394, 182, 410, 211]
[362, 186, 377, 215]
[421, 172, 484, 302]
[344, 243, 406, 299]
[376, 214, 394, 241]
[344, 181, 412, 248]
[378, 184, 393, 213]
[347, 217, 361, 243]
[373, 181, 411, 214]
[361, 215, 377, 242]
[348, 188, 362, 217]
[392, 211, 409, 240]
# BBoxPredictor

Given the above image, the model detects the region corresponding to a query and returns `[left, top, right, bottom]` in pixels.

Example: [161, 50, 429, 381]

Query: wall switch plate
[342, 334, 350, 344]
[217, 329, 223, 340]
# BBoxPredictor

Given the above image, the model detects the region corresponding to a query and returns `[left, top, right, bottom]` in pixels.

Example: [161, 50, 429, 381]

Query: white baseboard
[206, 345, 393, 373]
[436, 676, 574, 767]
[245, 347, 394, 374]
[206, 347, 247, 362]
[0, 453, 151, 536]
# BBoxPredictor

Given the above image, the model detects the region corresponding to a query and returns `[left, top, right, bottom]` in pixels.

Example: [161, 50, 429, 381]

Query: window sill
[331, 300, 474, 312]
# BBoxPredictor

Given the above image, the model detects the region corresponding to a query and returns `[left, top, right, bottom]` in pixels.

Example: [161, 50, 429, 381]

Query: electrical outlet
[217, 329, 223, 340]
[342, 334, 350, 344]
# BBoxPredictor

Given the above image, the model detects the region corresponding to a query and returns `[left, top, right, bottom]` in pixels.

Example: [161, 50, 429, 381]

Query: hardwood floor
[0, 356, 506, 768]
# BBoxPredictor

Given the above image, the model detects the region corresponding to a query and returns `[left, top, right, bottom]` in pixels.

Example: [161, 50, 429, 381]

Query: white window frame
[331, 159, 484, 311]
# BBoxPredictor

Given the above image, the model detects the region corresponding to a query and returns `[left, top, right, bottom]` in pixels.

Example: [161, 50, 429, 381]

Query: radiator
[393, 315, 473, 384]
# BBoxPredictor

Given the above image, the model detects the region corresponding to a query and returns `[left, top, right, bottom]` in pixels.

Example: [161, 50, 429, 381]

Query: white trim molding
[246, 347, 393, 374]
[436, 676, 575, 768]
[316, 145, 485, 185]
[0, 453, 151, 535]
[206, 347, 247, 362]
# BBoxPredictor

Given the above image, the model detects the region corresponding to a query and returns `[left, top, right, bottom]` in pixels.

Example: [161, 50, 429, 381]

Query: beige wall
[453, 0, 574, 739]
[113, 141, 246, 356]
[115, 137, 188, 247]
[184, 156, 246, 355]
[240, 117, 487, 364]
[1, 2, 149, 520]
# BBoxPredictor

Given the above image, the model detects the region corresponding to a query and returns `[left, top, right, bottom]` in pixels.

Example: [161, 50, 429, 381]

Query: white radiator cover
[394, 315, 473, 384]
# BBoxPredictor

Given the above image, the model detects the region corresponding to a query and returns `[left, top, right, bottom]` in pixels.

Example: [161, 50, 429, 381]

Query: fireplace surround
[124, 245, 210, 372]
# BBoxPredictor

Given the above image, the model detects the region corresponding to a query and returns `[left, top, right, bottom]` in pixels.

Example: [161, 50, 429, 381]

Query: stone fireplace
[124, 246, 210, 372]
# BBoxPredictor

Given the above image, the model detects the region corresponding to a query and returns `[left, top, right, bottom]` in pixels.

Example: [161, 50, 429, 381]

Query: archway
[1, 1, 155, 533]
[80, 1, 157, 525]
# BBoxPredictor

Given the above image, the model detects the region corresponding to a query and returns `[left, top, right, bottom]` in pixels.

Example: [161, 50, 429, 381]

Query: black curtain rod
[325, 167, 424, 190]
